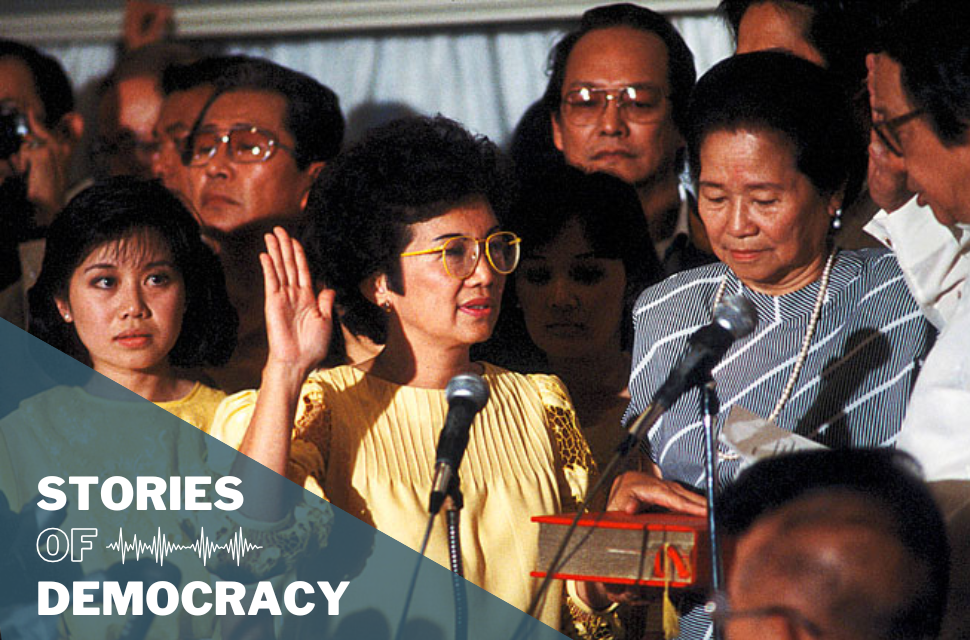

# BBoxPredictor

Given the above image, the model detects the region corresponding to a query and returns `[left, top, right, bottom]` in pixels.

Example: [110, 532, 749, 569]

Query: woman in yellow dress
[210, 117, 684, 636]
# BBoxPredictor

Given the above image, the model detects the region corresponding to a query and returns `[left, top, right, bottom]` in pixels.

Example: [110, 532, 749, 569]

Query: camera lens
[0, 102, 30, 160]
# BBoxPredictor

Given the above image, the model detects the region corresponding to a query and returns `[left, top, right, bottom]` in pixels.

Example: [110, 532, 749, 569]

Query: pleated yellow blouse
[211, 362, 595, 631]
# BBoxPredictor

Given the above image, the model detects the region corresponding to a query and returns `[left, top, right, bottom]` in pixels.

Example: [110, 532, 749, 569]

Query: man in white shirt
[863, 0, 970, 482]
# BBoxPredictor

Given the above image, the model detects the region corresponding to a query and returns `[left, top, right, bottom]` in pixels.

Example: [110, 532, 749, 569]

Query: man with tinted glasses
[862, 1, 970, 486]
[542, 3, 711, 275]
[152, 56, 255, 206]
[184, 57, 342, 240]
[180, 57, 344, 391]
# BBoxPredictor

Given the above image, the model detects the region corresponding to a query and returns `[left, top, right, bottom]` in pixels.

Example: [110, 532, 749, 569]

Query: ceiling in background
[1, 0, 718, 43]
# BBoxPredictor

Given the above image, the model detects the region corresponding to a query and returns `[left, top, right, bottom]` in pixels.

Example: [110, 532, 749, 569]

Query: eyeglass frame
[705, 593, 826, 639]
[182, 125, 296, 167]
[872, 108, 924, 157]
[399, 231, 522, 280]
[559, 85, 668, 126]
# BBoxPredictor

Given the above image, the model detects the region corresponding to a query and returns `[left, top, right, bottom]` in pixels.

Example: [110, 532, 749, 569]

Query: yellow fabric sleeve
[529, 373, 597, 511]
[210, 378, 330, 501]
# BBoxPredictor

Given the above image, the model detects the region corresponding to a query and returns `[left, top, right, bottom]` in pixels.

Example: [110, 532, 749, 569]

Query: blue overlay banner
[0, 319, 567, 640]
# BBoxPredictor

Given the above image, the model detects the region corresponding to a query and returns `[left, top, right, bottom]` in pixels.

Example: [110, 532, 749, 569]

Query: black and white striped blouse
[624, 248, 935, 492]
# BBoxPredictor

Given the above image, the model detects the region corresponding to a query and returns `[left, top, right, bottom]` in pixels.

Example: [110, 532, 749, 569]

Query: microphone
[429, 373, 490, 515]
[621, 295, 757, 451]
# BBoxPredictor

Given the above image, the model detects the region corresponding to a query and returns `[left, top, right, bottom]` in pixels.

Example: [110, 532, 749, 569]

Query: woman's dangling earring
[382, 300, 392, 314]
[832, 208, 843, 230]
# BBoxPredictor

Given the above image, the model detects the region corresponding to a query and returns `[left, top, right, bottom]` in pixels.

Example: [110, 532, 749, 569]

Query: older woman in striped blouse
[623, 51, 934, 505]
[614, 48, 936, 640]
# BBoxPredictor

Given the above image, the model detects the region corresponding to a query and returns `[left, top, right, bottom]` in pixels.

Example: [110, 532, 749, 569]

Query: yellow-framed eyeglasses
[400, 231, 522, 280]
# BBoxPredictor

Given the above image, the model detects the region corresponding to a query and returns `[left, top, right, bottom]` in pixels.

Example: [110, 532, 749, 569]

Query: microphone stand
[700, 378, 724, 640]
[394, 477, 469, 640]
[443, 477, 468, 640]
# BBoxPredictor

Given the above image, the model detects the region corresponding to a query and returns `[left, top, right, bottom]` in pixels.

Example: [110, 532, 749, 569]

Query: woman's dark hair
[688, 51, 862, 204]
[509, 167, 662, 356]
[508, 98, 567, 181]
[28, 176, 237, 368]
[302, 115, 515, 344]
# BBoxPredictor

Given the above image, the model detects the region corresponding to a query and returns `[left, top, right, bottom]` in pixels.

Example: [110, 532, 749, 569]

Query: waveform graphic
[106, 527, 263, 567]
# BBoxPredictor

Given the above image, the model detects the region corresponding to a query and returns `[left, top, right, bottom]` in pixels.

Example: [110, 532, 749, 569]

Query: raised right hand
[261, 226, 335, 378]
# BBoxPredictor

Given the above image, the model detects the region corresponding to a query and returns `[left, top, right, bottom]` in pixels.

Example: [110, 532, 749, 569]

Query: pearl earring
[832, 208, 843, 230]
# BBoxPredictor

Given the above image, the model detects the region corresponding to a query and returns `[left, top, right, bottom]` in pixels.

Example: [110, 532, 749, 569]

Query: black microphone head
[714, 294, 758, 340]
[445, 373, 489, 412]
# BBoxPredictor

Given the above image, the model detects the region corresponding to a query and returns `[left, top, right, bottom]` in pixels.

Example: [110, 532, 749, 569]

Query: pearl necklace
[712, 251, 836, 423]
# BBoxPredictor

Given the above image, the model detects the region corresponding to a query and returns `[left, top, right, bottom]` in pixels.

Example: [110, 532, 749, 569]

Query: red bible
[531, 511, 710, 588]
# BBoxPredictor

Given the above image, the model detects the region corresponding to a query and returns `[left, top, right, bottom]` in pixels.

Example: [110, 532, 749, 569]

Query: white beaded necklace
[711, 251, 836, 423]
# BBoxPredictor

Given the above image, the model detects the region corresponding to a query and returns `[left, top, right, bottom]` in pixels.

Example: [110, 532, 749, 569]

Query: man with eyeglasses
[861, 1, 970, 488]
[541, 3, 712, 275]
[179, 57, 344, 391]
[863, 9, 970, 636]
[151, 56, 256, 207]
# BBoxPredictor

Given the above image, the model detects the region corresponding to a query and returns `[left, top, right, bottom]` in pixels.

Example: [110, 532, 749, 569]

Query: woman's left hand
[261, 226, 335, 379]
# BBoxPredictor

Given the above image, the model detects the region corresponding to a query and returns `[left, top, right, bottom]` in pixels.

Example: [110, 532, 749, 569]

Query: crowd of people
[2, 0, 970, 639]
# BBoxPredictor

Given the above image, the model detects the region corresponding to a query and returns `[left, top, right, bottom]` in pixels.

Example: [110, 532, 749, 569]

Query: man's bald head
[718, 450, 949, 640]
[728, 490, 934, 640]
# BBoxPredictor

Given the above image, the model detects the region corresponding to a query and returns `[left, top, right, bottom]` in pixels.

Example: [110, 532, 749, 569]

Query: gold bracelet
[564, 581, 623, 640]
